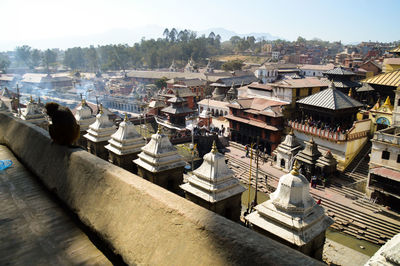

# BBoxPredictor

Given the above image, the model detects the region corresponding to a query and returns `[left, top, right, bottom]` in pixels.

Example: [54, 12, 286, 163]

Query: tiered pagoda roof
[84, 106, 116, 143]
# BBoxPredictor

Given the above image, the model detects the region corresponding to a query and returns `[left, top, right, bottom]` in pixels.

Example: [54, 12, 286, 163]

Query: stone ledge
[0, 112, 323, 265]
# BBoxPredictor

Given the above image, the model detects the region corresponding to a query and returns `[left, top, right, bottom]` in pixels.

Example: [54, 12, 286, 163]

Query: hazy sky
[1, 0, 399, 51]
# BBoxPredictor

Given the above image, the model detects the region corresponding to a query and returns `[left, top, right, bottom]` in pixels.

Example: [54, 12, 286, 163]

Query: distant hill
[0, 25, 283, 51]
[197, 27, 282, 41]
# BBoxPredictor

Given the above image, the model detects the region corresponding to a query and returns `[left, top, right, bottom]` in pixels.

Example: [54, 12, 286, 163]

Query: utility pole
[251, 136, 260, 210]
[16, 83, 21, 117]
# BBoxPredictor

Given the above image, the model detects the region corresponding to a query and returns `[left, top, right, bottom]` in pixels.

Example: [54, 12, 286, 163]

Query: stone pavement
[0, 145, 112, 265]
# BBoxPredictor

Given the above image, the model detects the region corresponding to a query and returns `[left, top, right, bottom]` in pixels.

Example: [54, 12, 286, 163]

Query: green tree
[15, 45, 32, 68]
[64, 47, 85, 70]
[42, 49, 57, 73]
[0, 53, 11, 72]
[31, 49, 42, 69]
[155, 77, 168, 89]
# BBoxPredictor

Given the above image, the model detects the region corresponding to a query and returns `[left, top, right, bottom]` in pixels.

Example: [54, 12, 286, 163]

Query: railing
[288, 120, 370, 142]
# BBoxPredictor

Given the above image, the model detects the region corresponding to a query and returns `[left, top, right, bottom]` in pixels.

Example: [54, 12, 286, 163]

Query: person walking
[245, 144, 249, 158]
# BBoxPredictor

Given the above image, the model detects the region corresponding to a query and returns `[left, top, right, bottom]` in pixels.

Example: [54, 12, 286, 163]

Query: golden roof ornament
[157, 124, 162, 134]
[99, 104, 104, 114]
[348, 88, 353, 97]
[289, 128, 294, 135]
[211, 140, 217, 154]
[291, 160, 300, 175]
[30, 95, 34, 103]
[383, 96, 392, 107]
[124, 112, 128, 122]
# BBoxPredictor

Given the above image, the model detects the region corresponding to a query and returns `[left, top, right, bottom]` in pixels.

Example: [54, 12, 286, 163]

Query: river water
[240, 184, 380, 257]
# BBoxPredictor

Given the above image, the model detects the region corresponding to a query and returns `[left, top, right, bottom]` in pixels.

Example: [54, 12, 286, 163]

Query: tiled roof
[323, 67, 355, 76]
[127, 70, 206, 80]
[247, 82, 273, 91]
[321, 79, 361, 89]
[299, 64, 335, 71]
[212, 75, 258, 87]
[225, 114, 279, 131]
[370, 167, 400, 182]
[383, 58, 400, 65]
[356, 83, 375, 92]
[363, 69, 400, 87]
[270, 77, 328, 88]
[297, 82, 363, 110]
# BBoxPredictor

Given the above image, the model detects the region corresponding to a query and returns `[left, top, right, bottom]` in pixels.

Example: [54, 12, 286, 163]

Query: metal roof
[297, 82, 363, 110]
[363, 69, 400, 87]
[323, 67, 355, 76]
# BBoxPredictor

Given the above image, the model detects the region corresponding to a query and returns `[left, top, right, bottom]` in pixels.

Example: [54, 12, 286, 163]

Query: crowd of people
[291, 117, 352, 134]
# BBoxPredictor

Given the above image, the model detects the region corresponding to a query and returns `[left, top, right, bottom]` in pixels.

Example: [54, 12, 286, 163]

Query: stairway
[340, 141, 371, 183]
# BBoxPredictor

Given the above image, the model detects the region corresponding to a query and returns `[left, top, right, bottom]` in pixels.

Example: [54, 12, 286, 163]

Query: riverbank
[323, 239, 370, 266]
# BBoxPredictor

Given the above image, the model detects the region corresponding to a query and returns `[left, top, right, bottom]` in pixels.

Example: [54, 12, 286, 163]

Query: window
[308, 88, 312, 96]
[398, 98, 400, 107]
[382, 151, 390, 160]
[296, 88, 300, 97]
[397, 154, 400, 163]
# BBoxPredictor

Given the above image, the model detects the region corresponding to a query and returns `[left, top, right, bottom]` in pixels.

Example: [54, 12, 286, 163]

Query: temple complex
[74, 99, 96, 148]
[274, 129, 302, 171]
[84, 106, 116, 160]
[169, 59, 177, 72]
[289, 81, 369, 170]
[245, 161, 334, 260]
[224, 83, 238, 102]
[20, 96, 47, 129]
[180, 141, 245, 222]
[134, 125, 185, 193]
[105, 113, 146, 173]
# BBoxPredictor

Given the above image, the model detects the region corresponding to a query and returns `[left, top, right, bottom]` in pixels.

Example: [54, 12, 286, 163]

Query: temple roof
[323, 66, 355, 76]
[84, 108, 116, 143]
[363, 69, 400, 87]
[133, 126, 185, 173]
[245, 161, 334, 246]
[297, 82, 363, 110]
[180, 141, 245, 202]
[105, 114, 146, 155]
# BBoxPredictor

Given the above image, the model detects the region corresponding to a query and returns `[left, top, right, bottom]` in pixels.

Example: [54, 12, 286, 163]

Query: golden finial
[348, 88, 353, 97]
[157, 124, 162, 134]
[211, 140, 217, 154]
[99, 104, 104, 114]
[30, 95, 34, 103]
[383, 96, 391, 107]
[81, 98, 86, 106]
[289, 128, 294, 135]
[124, 112, 128, 122]
[291, 160, 300, 175]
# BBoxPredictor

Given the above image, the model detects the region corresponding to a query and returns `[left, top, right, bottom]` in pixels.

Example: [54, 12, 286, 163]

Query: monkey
[45, 102, 80, 146]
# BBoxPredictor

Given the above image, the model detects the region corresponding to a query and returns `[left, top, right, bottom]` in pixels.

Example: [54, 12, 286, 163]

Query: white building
[197, 98, 230, 117]
[299, 64, 335, 77]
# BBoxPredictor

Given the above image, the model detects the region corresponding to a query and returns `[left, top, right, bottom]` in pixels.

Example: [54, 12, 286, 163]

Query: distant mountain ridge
[197, 27, 282, 41]
[0, 25, 282, 51]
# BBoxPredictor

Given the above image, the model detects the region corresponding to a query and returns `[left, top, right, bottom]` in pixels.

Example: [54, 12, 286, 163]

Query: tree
[31, 49, 42, 69]
[297, 36, 306, 43]
[169, 28, 178, 43]
[85, 45, 99, 72]
[163, 28, 169, 41]
[64, 47, 85, 70]
[42, 49, 57, 73]
[221, 59, 243, 71]
[15, 45, 32, 68]
[155, 77, 168, 89]
[0, 53, 10, 73]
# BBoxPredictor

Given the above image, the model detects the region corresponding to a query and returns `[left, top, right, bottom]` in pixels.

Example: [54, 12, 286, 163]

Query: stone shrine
[315, 150, 337, 180]
[134, 125, 185, 193]
[275, 129, 302, 171]
[74, 99, 96, 148]
[84, 106, 116, 160]
[295, 138, 321, 179]
[180, 141, 245, 222]
[245, 160, 334, 260]
[20, 96, 47, 129]
[105, 113, 146, 173]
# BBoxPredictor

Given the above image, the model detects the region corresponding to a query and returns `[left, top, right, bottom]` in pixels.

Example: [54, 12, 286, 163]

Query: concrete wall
[0, 112, 323, 265]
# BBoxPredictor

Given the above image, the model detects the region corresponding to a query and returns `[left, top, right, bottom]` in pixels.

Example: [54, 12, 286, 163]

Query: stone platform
[0, 145, 111, 265]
